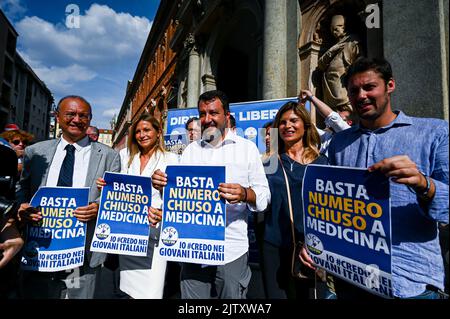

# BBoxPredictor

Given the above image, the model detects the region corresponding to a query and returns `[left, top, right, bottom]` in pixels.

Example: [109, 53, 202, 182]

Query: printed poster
[90, 172, 152, 256]
[165, 97, 304, 153]
[302, 164, 392, 298]
[21, 187, 89, 272]
[164, 133, 188, 155]
[158, 165, 226, 265]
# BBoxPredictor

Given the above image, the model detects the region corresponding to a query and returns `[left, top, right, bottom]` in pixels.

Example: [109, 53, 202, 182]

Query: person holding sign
[151, 90, 270, 299]
[16, 95, 121, 299]
[97, 113, 178, 299]
[261, 101, 328, 299]
[302, 57, 449, 299]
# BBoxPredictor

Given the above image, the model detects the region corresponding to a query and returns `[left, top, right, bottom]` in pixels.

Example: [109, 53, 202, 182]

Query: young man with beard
[301, 57, 448, 299]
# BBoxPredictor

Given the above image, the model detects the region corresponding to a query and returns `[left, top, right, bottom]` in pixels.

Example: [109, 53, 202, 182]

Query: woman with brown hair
[262, 101, 328, 299]
[97, 113, 178, 298]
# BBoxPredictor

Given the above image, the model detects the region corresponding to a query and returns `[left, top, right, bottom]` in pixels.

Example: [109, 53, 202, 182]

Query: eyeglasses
[11, 139, 25, 145]
[61, 112, 91, 121]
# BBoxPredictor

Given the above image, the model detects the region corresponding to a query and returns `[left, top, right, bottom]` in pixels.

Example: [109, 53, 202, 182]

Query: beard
[357, 94, 390, 122]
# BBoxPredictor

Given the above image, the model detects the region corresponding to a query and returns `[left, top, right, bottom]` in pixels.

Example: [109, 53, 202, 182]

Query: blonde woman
[262, 101, 327, 299]
[97, 113, 178, 298]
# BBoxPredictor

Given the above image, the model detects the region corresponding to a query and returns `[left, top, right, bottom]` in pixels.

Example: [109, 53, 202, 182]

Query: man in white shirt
[16, 95, 120, 299]
[151, 90, 270, 299]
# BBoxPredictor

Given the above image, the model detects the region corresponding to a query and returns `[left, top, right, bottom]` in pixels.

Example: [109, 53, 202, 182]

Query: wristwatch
[416, 172, 431, 197]
[407, 171, 431, 198]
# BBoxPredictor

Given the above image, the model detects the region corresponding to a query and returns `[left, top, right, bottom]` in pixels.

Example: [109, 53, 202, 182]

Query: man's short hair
[263, 121, 273, 129]
[344, 57, 393, 87]
[88, 126, 99, 135]
[338, 110, 357, 126]
[185, 117, 199, 130]
[56, 95, 92, 114]
[198, 90, 230, 113]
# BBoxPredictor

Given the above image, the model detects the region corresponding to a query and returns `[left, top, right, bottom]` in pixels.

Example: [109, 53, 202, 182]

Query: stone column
[286, 0, 301, 97]
[263, 0, 287, 99]
[383, 0, 448, 120]
[201, 74, 216, 92]
[185, 33, 200, 108]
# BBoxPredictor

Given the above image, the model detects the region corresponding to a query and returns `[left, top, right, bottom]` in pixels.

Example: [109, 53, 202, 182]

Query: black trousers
[261, 241, 314, 299]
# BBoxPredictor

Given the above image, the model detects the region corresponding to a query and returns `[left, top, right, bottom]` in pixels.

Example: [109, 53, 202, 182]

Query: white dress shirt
[180, 130, 270, 263]
[317, 111, 351, 155]
[46, 135, 91, 187]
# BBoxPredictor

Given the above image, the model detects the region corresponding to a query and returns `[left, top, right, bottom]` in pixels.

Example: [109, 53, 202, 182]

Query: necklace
[286, 155, 297, 172]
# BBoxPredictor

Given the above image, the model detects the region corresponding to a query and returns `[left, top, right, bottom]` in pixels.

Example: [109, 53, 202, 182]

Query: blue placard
[302, 164, 392, 298]
[164, 133, 188, 155]
[90, 172, 152, 256]
[21, 187, 89, 272]
[158, 165, 226, 265]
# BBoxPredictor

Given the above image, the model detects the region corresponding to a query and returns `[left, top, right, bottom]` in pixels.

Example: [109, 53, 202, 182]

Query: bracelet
[242, 187, 248, 203]
[308, 95, 314, 101]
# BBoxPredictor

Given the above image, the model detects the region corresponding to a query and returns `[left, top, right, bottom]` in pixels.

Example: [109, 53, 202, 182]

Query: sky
[0, 0, 161, 129]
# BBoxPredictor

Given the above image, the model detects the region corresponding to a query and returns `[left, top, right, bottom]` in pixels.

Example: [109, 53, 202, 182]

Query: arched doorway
[213, 5, 262, 103]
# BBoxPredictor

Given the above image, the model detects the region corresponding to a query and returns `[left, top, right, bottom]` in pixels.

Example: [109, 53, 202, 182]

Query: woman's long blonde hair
[127, 113, 165, 168]
[272, 101, 321, 164]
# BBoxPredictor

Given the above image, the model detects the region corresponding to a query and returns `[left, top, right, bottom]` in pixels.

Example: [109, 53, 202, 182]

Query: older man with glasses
[16, 95, 121, 299]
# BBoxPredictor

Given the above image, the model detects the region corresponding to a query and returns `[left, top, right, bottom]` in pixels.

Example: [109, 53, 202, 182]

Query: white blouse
[118, 149, 178, 299]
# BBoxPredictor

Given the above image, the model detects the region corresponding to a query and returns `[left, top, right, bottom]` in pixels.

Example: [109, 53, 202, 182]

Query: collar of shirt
[47, 135, 91, 187]
[60, 135, 90, 151]
[357, 110, 413, 134]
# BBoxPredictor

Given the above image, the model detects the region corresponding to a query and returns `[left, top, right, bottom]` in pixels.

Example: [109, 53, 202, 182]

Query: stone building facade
[111, 0, 448, 298]
[113, 0, 448, 149]
[0, 9, 18, 131]
[1, 9, 53, 141]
